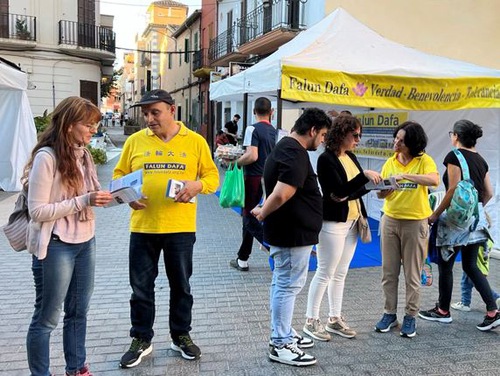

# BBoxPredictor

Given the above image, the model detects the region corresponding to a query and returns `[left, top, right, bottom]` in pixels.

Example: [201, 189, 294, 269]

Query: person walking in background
[303, 115, 381, 342]
[229, 98, 276, 272]
[252, 108, 332, 367]
[24, 97, 113, 376]
[419, 119, 500, 331]
[375, 121, 439, 338]
[114, 89, 219, 368]
[224, 114, 240, 145]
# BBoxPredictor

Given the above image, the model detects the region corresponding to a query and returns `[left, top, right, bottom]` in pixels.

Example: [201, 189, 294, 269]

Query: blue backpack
[445, 149, 479, 229]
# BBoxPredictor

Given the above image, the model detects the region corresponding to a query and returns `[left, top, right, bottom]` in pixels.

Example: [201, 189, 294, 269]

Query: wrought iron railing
[209, 26, 238, 62]
[193, 49, 210, 71]
[58, 20, 115, 53]
[209, 0, 305, 62]
[0, 13, 37, 41]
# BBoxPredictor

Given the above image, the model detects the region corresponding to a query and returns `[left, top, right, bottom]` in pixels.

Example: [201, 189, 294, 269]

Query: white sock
[238, 259, 248, 268]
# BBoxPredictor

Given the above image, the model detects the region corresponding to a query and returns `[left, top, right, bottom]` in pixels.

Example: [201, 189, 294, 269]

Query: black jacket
[317, 149, 369, 222]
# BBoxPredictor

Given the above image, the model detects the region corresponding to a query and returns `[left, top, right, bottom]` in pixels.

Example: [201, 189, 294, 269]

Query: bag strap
[452, 148, 470, 180]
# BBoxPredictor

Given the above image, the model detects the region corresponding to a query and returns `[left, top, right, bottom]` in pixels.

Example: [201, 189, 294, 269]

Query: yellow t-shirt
[339, 154, 360, 221]
[381, 153, 438, 220]
[113, 122, 219, 233]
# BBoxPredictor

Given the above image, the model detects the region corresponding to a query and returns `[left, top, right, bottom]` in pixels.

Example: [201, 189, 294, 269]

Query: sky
[100, 0, 201, 64]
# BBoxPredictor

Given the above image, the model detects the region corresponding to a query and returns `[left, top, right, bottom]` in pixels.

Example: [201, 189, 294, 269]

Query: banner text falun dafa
[281, 65, 500, 110]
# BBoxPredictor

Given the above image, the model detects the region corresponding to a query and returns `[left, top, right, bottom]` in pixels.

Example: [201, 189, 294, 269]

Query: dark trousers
[438, 242, 497, 312]
[237, 175, 267, 261]
[128, 232, 196, 342]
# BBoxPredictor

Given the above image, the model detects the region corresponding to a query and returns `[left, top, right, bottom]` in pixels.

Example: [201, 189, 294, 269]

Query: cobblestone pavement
[0, 131, 499, 375]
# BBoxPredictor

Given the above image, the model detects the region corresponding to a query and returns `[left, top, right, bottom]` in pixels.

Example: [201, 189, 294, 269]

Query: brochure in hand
[166, 179, 196, 203]
[105, 169, 143, 207]
[365, 176, 399, 191]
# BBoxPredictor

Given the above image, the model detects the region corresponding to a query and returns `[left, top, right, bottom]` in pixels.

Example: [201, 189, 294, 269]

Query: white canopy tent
[210, 8, 500, 239]
[0, 60, 37, 191]
[210, 8, 500, 104]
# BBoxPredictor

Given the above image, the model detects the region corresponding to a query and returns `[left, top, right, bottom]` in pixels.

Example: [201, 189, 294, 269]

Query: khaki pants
[380, 215, 429, 317]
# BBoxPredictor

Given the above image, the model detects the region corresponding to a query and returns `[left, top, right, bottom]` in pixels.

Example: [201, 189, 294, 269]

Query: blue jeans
[461, 272, 500, 306]
[270, 245, 311, 347]
[27, 237, 96, 376]
[129, 232, 196, 342]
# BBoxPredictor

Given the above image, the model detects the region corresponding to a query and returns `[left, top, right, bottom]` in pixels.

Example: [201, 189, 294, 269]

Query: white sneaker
[269, 343, 316, 366]
[303, 318, 331, 341]
[450, 301, 471, 312]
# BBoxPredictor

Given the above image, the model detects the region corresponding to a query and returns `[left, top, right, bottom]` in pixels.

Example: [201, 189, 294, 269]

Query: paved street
[0, 128, 499, 375]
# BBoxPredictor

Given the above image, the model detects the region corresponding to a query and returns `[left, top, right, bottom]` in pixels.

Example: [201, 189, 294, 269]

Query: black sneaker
[418, 305, 452, 323]
[119, 338, 152, 368]
[229, 258, 249, 272]
[476, 311, 500, 331]
[171, 334, 201, 360]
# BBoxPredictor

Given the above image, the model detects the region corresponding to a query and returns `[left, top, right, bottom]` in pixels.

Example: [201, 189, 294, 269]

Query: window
[194, 32, 199, 50]
[184, 38, 190, 63]
[0, 0, 8, 38]
[80, 80, 98, 105]
[168, 52, 172, 69]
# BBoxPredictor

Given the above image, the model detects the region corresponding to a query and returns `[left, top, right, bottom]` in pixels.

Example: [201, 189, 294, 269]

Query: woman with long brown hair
[24, 96, 112, 376]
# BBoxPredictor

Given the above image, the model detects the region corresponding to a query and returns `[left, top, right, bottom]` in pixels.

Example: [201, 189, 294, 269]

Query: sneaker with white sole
[119, 338, 153, 368]
[451, 301, 471, 312]
[269, 329, 314, 349]
[418, 305, 452, 323]
[269, 343, 316, 366]
[291, 328, 314, 348]
[400, 315, 417, 338]
[171, 334, 201, 360]
[375, 313, 398, 333]
[326, 316, 356, 338]
[476, 311, 500, 331]
[303, 318, 331, 341]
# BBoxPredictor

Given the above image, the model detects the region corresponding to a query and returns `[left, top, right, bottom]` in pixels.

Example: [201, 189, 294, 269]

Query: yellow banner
[281, 65, 500, 110]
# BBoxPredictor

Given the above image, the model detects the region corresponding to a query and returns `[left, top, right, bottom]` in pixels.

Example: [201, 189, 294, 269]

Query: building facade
[0, 0, 116, 115]
[164, 10, 202, 132]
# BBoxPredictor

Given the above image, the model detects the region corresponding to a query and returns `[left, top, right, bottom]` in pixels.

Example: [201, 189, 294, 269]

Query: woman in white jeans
[303, 114, 381, 341]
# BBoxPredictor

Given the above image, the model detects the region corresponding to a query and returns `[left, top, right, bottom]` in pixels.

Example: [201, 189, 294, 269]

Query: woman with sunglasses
[23, 97, 113, 375]
[374, 121, 439, 338]
[303, 114, 381, 341]
[419, 119, 499, 331]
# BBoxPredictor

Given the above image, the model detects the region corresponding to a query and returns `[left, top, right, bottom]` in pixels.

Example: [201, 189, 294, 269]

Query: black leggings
[438, 242, 497, 312]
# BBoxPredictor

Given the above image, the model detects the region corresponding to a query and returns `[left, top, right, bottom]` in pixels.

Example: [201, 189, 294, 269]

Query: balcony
[192, 49, 213, 79]
[0, 13, 37, 49]
[209, 0, 305, 66]
[58, 20, 116, 64]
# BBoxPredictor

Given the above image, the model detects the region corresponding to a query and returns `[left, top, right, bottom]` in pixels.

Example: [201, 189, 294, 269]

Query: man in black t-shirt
[224, 114, 240, 145]
[229, 99, 276, 272]
[251, 108, 332, 367]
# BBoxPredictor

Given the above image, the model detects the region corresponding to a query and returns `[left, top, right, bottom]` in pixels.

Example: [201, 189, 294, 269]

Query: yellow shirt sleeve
[381, 153, 438, 220]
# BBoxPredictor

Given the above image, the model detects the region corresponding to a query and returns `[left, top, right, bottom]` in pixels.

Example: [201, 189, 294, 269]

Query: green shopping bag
[219, 163, 245, 208]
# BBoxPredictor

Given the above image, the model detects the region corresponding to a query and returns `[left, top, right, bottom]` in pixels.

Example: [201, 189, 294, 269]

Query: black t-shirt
[243, 121, 277, 176]
[224, 120, 238, 145]
[263, 137, 323, 247]
[443, 148, 488, 202]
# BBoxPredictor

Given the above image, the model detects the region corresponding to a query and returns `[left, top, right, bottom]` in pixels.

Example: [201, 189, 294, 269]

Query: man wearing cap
[113, 89, 219, 368]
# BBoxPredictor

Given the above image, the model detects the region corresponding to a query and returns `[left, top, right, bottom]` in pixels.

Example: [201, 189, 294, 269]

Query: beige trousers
[380, 215, 429, 317]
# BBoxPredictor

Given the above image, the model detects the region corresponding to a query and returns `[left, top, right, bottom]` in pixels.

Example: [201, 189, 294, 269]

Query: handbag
[2, 189, 29, 251]
[2, 147, 56, 252]
[355, 200, 372, 243]
[219, 162, 245, 208]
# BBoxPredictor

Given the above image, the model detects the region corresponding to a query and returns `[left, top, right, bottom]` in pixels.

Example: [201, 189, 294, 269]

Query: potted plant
[16, 18, 31, 40]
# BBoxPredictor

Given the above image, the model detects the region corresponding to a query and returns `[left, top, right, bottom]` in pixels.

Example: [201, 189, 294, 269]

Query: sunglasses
[352, 133, 361, 139]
